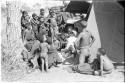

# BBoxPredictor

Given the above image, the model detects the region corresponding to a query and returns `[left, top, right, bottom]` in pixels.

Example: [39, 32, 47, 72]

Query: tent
[65, 1, 124, 62]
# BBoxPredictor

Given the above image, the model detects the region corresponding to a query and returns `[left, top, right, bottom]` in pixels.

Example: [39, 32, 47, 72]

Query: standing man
[31, 13, 39, 37]
[49, 10, 59, 41]
[75, 21, 95, 65]
[21, 11, 31, 42]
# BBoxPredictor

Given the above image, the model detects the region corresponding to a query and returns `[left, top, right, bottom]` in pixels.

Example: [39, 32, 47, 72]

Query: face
[23, 12, 28, 17]
[68, 27, 73, 32]
[40, 11, 45, 16]
[51, 12, 56, 18]
[34, 15, 38, 20]
[25, 15, 30, 21]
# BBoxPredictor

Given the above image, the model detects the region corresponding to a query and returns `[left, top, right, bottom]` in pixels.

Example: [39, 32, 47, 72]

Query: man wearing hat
[75, 21, 95, 64]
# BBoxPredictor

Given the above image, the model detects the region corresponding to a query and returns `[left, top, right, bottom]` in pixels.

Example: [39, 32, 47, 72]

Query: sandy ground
[17, 64, 124, 82]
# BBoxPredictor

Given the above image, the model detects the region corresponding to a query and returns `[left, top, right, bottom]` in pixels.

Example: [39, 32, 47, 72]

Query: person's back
[101, 55, 114, 71]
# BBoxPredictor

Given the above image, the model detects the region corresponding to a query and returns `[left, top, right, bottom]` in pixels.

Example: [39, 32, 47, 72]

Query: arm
[89, 33, 95, 47]
[74, 33, 82, 48]
[21, 18, 27, 29]
[100, 56, 103, 76]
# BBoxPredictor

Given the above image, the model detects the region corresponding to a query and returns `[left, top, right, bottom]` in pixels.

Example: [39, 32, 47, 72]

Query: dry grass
[1, 40, 27, 81]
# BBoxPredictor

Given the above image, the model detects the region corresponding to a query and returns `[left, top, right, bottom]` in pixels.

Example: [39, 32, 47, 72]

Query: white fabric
[65, 36, 77, 49]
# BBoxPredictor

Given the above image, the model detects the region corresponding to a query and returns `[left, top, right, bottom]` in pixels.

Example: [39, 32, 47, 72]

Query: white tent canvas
[86, 6, 101, 61]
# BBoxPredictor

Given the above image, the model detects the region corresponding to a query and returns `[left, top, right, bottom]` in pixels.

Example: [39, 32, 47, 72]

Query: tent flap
[94, 1, 124, 62]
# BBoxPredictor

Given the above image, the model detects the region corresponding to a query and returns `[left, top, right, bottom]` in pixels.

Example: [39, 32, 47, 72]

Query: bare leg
[46, 55, 48, 72]
[79, 51, 85, 64]
[32, 55, 39, 69]
[45, 59, 48, 72]
[79, 48, 90, 64]
[41, 58, 44, 72]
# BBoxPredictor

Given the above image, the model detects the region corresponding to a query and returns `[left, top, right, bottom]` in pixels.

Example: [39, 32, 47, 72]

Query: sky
[0, 0, 65, 8]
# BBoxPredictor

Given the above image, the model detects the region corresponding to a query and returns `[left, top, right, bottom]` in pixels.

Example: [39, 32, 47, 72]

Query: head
[82, 21, 87, 31]
[32, 13, 38, 20]
[40, 8, 45, 16]
[80, 14, 85, 19]
[68, 26, 73, 33]
[97, 48, 106, 57]
[25, 14, 30, 21]
[49, 10, 56, 18]
[22, 11, 28, 17]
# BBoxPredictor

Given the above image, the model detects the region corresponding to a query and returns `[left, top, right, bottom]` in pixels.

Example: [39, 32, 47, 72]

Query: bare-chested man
[75, 21, 95, 65]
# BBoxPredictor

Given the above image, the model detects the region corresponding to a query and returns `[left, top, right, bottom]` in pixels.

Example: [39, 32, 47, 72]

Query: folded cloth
[72, 63, 94, 75]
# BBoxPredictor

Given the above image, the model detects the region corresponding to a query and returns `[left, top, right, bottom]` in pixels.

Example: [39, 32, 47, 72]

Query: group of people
[21, 8, 63, 72]
[21, 7, 114, 76]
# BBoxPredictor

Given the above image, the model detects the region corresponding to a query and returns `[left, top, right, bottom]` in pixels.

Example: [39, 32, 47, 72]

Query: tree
[6, 1, 23, 63]
[1, 1, 26, 81]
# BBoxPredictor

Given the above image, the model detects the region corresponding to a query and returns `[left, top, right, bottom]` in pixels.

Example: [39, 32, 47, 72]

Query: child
[94, 48, 114, 76]
[40, 37, 49, 72]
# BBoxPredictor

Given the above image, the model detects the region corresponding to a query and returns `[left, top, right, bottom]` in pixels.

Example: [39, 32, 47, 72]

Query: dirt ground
[17, 64, 124, 82]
